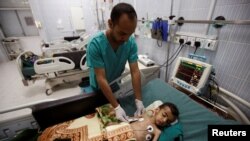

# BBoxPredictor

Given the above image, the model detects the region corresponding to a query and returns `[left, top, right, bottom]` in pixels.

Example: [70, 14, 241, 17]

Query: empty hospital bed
[16, 50, 89, 95]
[40, 33, 90, 57]
[25, 78, 243, 141]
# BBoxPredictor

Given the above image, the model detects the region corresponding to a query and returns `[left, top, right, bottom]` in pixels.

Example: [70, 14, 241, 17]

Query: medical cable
[163, 44, 184, 65]
[162, 43, 187, 67]
[145, 43, 187, 79]
[160, 39, 187, 68]
[162, 39, 185, 79]
[146, 44, 184, 78]
[193, 41, 201, 54]
[209, 72, 220, 104]
[164, 40, 191, 66]
[157, 43, 184, 69]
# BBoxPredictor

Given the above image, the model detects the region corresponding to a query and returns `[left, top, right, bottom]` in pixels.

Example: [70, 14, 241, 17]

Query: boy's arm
[152, 125, 161, 141]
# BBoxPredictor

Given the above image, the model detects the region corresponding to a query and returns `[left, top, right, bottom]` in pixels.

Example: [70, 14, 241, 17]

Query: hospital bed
[30, 78, 242, 141]
[16, 50, 89, 95]
[41, 33, 90, 57]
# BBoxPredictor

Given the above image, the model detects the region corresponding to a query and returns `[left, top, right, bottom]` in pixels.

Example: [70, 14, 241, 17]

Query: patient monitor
[171, 57, 212, 95]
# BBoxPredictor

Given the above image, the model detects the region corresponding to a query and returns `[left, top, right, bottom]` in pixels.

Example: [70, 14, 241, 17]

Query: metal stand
[2, 38, 23, 60]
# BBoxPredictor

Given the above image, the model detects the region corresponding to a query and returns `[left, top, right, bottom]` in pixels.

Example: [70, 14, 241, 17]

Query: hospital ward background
[0, 0, 249, 141]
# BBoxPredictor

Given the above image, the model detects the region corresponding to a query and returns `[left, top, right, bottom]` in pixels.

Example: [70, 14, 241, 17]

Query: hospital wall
[28, 0, 133, 42]
[29, 0, 85, 41]
[135, 0, 250, 118]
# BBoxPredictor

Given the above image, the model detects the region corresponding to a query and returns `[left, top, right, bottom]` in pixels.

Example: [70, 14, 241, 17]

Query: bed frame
[32, 91, 108, 130]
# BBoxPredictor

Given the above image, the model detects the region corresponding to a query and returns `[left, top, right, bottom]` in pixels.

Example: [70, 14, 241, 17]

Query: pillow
[145, 100, 163, 111]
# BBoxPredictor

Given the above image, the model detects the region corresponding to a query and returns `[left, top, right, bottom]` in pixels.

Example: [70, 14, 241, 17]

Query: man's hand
[134, 99, 145, 117]
[115, 104, 129, 122]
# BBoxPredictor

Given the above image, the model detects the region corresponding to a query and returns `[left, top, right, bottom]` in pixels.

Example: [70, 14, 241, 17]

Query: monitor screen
[175, 60, 206, 87]
[171, 57, 212, 94]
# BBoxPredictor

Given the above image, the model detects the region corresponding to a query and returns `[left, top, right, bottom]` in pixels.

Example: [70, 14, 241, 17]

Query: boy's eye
[162, 112, 168, 118]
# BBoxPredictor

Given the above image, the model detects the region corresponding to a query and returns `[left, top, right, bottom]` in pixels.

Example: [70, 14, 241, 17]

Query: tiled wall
[29, 0, 133, 42]
[210, 0, 250, 118]
[135, 0, 250, 118]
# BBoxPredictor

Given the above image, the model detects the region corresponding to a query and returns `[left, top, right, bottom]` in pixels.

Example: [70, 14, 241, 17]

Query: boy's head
[154, 102, 179, 127]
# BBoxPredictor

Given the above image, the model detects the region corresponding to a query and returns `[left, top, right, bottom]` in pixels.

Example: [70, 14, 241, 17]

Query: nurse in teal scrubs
[87, 3, 145, 122]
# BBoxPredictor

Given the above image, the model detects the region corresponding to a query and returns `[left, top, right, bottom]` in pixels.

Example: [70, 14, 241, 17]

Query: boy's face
[154, 106, 175, 127]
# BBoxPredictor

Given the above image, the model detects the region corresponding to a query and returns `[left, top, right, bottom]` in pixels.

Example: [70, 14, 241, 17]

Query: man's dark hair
[111, 3, 137, 24]
[159, 102, 179, 119]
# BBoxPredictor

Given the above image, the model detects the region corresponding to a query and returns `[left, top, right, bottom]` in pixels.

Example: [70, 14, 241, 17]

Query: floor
[0, 36, 81, 122]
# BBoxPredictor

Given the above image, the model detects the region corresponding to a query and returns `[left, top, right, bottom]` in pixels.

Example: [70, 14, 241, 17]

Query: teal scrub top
[87, 31, 138, 89]
[159, 122, 183, 141]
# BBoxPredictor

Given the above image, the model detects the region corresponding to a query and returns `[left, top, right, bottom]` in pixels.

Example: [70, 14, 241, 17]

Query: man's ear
[108, 19, 113, 29]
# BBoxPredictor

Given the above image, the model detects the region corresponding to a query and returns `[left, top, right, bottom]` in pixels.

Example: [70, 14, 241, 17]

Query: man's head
[108, 3, 137, 45]
[154, 102, 179, 127]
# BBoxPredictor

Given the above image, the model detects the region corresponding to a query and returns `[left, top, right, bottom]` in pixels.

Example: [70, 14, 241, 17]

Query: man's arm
[130, 62, 145, 116]
[129, 62, 142, 100]
[95, 68, 129, 122]
[94, 68, 119, 108]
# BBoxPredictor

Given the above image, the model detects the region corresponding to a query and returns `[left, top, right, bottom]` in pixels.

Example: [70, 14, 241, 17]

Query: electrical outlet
[187, 37, 195, 47]
[173, 35, 180, 44]
[180, 36, 187, 44]
[195, 38, 206, 48]
[204, 39, 218, 51]
[176, 31, 217, 40]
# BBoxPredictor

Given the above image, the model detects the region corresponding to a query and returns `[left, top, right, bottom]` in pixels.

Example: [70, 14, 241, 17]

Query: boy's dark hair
[159, 102, 179, 119]
[110, 3, 137, 24]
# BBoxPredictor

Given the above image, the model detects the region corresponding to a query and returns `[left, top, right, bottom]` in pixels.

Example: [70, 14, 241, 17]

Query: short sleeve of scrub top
[128, 36, 138, 63]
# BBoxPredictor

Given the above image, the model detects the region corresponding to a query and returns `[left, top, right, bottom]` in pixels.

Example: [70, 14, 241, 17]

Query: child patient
[129, 101, 180, 141]
[97, 101, 179, 141]
[38, 101, 180, 141]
